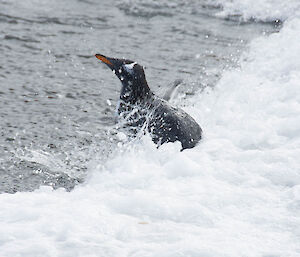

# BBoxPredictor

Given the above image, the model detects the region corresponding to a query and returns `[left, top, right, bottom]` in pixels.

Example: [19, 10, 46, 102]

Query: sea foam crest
[215, 0, 300, 21]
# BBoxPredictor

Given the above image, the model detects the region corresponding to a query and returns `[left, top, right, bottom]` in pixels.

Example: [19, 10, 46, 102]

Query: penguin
[95, 54, 202, 150]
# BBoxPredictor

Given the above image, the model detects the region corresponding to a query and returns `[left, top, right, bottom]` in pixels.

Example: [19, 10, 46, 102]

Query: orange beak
[95, 54, 112, 65]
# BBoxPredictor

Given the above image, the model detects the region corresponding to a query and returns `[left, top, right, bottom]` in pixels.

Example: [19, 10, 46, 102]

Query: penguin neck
[119, 80, 153, 105]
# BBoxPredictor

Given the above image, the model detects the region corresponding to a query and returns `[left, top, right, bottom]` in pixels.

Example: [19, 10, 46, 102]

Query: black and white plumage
[95, 54, 202, 150]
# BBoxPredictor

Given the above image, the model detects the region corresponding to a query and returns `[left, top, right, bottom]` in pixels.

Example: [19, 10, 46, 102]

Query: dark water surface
[0, 0, 279, 193]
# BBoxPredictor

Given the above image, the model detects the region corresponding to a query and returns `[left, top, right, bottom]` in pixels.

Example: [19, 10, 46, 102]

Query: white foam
[1, 17, 300, 257]
[215, 0, 300, 21]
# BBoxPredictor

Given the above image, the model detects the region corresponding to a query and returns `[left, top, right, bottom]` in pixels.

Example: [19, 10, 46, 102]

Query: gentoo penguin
[95, 54, 202, 150]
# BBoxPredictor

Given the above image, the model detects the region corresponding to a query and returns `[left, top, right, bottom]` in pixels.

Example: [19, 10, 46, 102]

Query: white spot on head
[123, 62, 137, 74]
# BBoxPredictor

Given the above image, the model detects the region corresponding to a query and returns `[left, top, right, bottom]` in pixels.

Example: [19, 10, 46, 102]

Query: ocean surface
[0, 0, 280, 193]
[1, 0, 300, 256]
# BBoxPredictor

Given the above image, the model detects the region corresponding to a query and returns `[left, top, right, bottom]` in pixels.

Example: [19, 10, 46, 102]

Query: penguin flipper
[162, 79, 183, 102]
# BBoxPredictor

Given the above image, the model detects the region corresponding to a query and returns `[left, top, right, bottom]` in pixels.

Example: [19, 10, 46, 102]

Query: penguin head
[95, 54, 152, 103]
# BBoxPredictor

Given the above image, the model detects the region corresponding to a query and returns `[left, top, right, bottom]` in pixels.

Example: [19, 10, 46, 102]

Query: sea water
[0, 0, 279, 193]
[1, 0, 300, 256]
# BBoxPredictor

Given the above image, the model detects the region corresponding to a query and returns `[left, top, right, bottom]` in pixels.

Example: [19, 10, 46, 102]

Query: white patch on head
[123, 62, 137, 74]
